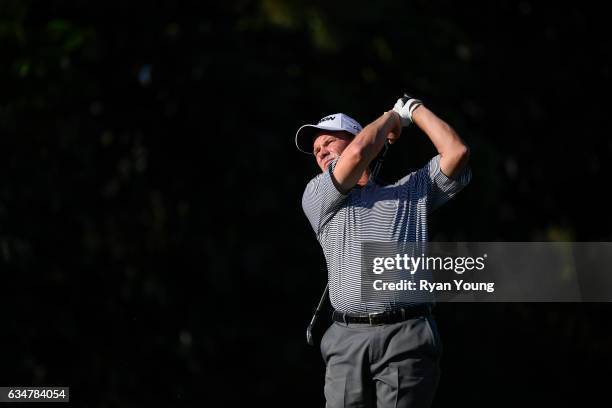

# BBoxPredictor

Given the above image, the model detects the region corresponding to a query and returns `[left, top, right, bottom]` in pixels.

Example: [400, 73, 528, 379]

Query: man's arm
[411, 106, 470, 179]
[332, 111, 401, 193]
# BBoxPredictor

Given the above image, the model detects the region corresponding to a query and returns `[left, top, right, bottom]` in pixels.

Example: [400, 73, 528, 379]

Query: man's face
[312, 131, 353, 172]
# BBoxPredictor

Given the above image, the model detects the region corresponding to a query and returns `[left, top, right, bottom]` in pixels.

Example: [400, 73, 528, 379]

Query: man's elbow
[456, 144, 470, 164]
[441, 143, 470, 178]
[447, 138, 469, 159]
[453, 144, 470, 172]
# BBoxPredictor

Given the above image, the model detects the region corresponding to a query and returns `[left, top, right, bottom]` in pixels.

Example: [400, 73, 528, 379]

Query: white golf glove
[393, 94, 423, 127]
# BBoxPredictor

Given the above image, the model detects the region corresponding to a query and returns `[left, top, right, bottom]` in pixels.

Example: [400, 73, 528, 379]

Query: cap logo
[317, 115, 335, 124]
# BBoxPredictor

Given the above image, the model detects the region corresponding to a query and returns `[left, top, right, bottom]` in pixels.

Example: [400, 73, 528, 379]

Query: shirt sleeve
[396, 154, 472, 214]
[301, 159, 348, 235]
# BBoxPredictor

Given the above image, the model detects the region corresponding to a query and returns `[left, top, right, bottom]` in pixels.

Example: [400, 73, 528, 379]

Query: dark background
[1, 0, 611, 406]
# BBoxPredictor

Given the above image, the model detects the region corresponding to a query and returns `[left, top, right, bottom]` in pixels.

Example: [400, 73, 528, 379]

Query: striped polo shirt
[302, 154, 472, 313]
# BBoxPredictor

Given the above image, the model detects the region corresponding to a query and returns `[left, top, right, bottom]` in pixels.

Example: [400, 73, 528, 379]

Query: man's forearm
[349, 111, 399, 162]
[412, 106, 470, 178]
[332, 111, 400, 193]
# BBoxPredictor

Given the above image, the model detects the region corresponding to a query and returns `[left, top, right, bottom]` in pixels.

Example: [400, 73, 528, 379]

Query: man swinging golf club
[297, 94, 472, 408]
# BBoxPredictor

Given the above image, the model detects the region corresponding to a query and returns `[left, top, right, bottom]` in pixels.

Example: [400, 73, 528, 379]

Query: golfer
[297, 95, 472, 408]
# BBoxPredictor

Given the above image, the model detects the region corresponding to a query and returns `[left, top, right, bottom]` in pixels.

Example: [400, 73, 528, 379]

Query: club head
[306, 325, 314, 346]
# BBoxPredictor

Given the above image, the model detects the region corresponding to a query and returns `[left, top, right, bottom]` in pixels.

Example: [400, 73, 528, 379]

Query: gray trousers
[320, 314, 442, 408]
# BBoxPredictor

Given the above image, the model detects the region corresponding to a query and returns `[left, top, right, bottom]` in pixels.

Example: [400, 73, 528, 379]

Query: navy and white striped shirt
[302, 154, 472, 313]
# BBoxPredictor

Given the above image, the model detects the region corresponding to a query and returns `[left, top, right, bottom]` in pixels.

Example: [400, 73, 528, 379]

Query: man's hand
[386, 110, 402, 144]
[393, 94, 423, 127]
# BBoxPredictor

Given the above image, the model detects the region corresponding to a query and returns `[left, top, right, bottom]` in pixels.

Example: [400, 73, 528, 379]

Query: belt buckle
[368, 311, 385, 325]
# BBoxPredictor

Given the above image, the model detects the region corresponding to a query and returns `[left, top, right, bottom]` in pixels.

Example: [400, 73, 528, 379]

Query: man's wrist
[406, 99, 423, 124]
[410, 104, 425, 126]
[387, 110, 401, 129]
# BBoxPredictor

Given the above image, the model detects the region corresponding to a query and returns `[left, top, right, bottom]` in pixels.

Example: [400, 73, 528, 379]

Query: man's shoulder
[303, 159, 337, 193]
[391, 167, 425, 188]
[302, 172, 326, 210]
[303, 172, 324, 192]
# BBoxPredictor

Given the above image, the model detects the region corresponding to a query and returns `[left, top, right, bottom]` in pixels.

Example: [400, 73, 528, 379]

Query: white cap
[295, 113, 363, 154]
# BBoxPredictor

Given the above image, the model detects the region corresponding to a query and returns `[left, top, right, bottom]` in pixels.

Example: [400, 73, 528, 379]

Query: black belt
[332, 304, 432, 325]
